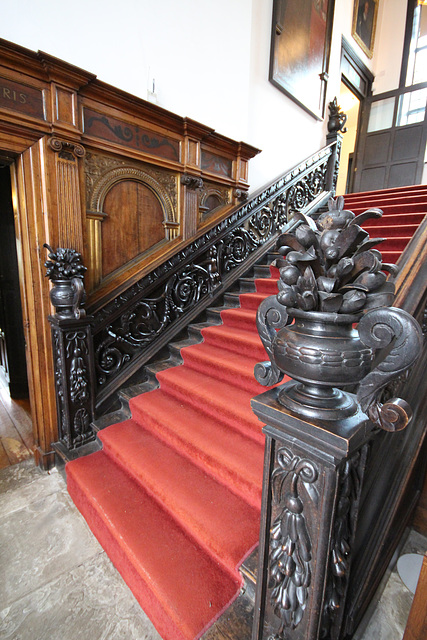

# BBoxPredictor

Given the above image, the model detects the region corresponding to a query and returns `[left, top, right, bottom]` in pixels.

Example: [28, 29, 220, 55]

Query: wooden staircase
[65, 183, 427, 640]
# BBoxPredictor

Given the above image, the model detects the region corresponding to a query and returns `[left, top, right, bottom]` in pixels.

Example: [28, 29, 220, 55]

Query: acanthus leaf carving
[357, 307, 423, 431]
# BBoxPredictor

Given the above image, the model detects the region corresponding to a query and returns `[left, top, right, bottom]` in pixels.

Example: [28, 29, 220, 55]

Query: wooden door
[353, 82, 427, 192]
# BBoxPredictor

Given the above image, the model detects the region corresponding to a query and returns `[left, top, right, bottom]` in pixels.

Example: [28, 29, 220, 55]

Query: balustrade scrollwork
[47, 114, 343, 446]
[92, 137, 339, 403]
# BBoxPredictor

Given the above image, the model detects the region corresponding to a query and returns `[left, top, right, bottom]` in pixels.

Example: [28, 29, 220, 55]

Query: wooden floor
[0, 370, 34, 469]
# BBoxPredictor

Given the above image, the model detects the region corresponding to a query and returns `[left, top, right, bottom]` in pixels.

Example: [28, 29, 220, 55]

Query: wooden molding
[0, 36, 260, 460]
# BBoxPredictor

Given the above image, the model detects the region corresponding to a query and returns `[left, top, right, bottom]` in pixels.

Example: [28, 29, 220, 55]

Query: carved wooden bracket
[181, 174, 204, 190]
[48, 137, 85, 158]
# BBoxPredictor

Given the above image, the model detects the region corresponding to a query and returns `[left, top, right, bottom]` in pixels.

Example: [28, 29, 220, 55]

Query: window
[405, 3, 427, 86]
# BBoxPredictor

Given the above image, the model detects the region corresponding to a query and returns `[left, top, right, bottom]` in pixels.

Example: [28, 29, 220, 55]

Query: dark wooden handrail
[394, 212, 427, 317]
[46, 115, 345, 450]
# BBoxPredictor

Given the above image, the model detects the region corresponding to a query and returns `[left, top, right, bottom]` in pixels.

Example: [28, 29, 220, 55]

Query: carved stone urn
[255, 198, 422, 431]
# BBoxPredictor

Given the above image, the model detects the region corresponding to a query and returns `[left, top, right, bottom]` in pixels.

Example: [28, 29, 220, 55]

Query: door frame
[352, 82, 427, 192]
[340, 37, 374, 193]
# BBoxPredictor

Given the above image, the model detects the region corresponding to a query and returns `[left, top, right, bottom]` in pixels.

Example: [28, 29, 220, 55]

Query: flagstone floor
[0, 457, 425, 640]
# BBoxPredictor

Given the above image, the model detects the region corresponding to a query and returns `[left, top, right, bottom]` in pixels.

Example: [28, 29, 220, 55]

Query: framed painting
[352, 0, 379, 59]
[269, 0, 336, 121]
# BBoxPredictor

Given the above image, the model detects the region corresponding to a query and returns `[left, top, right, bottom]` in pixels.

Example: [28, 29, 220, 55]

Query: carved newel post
[44, 244, 95, 450]
[326, 98, 347, 195]
[251, 198, 422, 640]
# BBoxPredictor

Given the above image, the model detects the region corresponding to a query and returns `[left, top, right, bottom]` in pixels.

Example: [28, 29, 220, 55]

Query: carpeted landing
[65, 185, 426, 640]
[66, 266, 282, 640]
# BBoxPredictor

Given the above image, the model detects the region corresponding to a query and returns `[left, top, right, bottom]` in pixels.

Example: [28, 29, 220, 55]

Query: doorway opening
[336, 81, 361, 195]
[338, 38, 374, 194]
[0, 163, 34, 467]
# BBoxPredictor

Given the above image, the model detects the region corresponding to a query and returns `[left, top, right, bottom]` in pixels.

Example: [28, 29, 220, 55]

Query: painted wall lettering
[0, 77, 44, 119]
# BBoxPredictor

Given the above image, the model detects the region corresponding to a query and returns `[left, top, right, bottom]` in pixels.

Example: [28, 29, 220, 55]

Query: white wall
[371, 0, 408, 94]
[0, 0, 407, 192]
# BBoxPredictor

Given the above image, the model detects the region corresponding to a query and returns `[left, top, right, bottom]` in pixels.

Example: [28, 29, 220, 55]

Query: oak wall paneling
[0, 38, 259, 466]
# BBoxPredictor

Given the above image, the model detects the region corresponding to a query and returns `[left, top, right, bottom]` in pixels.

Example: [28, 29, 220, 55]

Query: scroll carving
[269, 447, 319, 636]
[357, 307, 423, 431]
[181, 174, 203, 190]
[48, 137, 85, 158]
[254, 296, 288, 386]
[91, 149, 335, 395]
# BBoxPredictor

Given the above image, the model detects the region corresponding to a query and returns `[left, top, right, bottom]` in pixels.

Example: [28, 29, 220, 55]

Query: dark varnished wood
[251, 187, 427, 639]
[0, 37, 259, 464]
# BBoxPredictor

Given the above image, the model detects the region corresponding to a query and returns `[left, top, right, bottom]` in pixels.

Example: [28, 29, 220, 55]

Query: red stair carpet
[343, 184, 427, 264]
[66, 265, 281, 640]
[66, 184, 426, 640]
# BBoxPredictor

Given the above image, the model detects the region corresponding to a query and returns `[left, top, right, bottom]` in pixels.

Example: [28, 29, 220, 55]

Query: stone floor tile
[0, 552, 161, 640]
[0, 460, 64, 517]
[358, 571, 414, 640]
[0, 489, 102, 608]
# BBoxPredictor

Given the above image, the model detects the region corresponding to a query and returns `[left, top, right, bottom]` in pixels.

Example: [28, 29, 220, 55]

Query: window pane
[397, 88, 427, 126]
[367, 97, 395, 132]
[406, 5, 427, 86]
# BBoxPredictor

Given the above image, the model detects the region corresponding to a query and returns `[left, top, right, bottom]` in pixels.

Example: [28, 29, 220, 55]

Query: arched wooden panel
[101, 180, 165, 278]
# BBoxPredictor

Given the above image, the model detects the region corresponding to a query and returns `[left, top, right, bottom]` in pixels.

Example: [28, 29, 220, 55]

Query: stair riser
[181, 349, 263, 395]
[99, 426, 261, 574]
[254, 278, 279, 294]
[220, 309, 257, 331]
[129, 398, 264, 508]
[378, 238, 413, 250]
[360, 213, 425, 227]
[154, 374, 263, 443]
[239, 292, 270, 310]
[363, 225, 419, 237]
[201, 328, 267, 360]
[349, 206, 427, 218]
[344, 185, 427, 200]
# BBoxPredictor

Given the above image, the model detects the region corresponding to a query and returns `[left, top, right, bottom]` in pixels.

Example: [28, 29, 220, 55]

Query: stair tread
[180, 341, 265, 394]
[155, 365, 264, 439]
[238, 291, 271, 309]
[67, 451, 241, 640]
[99, 419, 260, 568]
[200, 324, 266, 359]
[129, 389, 264, 506]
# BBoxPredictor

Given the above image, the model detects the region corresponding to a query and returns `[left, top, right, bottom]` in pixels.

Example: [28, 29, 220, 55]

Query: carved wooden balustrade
[251, 201, 427, 640]
[46, 117, 344, 451]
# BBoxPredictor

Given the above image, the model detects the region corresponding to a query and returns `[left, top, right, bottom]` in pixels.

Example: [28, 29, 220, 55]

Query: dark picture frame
[352, 0, 379, 59]
[269, 0, 336, 121]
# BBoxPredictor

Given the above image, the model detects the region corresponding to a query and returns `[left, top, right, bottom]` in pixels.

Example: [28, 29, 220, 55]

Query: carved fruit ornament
[44, 244, 87, 320]
[255, 197, 422, 430]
